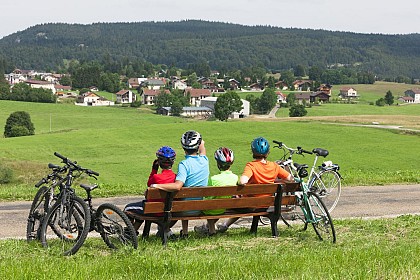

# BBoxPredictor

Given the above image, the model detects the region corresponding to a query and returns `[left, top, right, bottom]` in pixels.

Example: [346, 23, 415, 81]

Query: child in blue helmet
[124, 146, 177, 235]
[217, 137, 293, 233]
[151, 130, 209, 237]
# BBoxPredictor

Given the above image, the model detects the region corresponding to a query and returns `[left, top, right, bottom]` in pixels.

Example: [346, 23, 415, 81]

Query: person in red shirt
[124, 146, 176, 235]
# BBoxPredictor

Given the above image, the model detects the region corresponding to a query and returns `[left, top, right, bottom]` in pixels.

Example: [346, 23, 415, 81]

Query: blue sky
[1, 0, 419, 39]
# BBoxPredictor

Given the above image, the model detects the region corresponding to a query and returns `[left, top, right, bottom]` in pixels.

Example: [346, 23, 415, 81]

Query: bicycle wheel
[307, 192, 336, 243]
[96, 203, 138, 249]
[40, 195, 91, 255]
[309, 169, 341, 212]
[26, 186, 53, 242]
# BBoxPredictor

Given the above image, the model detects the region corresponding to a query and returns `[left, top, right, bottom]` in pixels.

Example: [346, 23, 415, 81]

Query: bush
[4, 111, 35, 138]
[289, 104, 307, 117]
[0, 164, 13, 184]
[130, 100, 142, 108]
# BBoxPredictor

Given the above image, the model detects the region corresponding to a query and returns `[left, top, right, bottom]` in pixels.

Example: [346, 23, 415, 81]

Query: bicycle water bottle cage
[312, 148, 329, 157]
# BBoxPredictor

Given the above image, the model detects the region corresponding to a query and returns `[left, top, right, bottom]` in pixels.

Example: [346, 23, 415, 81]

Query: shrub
[289, 104, 307, 117]
[0, 163, 13, 184]
[4, 111, 35, 138]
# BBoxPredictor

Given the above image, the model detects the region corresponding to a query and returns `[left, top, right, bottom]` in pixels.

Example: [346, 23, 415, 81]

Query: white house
[25, 79, 56, 94]
[116, 89, 136, 104]
[174, 80, 188, 90]
[339, 87, 358, 99]
[200, 96, 250, 119]
[157, 106, 212, 117]
[404, 89, 420, 103]
[75, 92, 114, 106]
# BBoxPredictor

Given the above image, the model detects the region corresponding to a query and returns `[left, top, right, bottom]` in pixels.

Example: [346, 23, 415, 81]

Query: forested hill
[0, 20, 419, 78]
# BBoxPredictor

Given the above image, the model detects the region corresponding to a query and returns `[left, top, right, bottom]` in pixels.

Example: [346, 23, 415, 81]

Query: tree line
[0, 20, 419, 80]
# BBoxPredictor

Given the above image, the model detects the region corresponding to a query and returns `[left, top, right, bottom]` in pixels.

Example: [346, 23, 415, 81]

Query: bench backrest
[143, 182, 300, 215]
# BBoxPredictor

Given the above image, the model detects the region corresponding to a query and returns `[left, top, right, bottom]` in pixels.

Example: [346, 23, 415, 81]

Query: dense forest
[0, 20, 419, 79]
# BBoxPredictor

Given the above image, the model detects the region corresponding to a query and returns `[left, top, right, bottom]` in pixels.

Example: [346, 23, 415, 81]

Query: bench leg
[250, 216, 259, 234]
[270, 217, 279, 238]
[142, 221, 152, 239]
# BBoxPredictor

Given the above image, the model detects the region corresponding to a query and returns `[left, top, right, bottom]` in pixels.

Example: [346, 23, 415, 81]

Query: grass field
[0, 215, 419, 279]
[0, 98, 419, 201]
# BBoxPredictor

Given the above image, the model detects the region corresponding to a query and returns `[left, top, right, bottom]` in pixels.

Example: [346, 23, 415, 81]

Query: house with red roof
[404, 88, 420, 103]
[184, 88, 212, 106]
[339, 87, 358, 99]
[142, 89, 170, 105]
[116, 89, 136, 104]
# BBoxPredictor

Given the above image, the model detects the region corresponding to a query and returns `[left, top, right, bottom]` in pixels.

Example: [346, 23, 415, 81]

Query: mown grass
[0, 215, 419, 279]
[0, 99, 419, 201]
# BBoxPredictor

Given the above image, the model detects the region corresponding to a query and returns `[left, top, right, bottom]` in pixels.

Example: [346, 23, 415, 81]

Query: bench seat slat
[145, 184, 285, 200]
[142, 195, 297, 214]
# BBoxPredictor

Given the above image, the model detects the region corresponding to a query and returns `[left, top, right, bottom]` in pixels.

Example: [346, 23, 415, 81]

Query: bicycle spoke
[310, 170, 341, 212]
[308, 192, 336, 243]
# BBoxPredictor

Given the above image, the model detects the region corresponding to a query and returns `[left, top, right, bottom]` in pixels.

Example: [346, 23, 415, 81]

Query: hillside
[0, 20, 419, 78]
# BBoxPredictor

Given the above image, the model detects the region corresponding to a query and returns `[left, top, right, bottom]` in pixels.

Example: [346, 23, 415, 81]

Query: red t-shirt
[147, 169, 176, 187]
[147, 169, 176, 216]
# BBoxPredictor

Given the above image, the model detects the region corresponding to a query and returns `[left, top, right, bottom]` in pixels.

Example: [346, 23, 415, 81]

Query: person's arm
[151, 180, 183, 192]
[147, 159, 159, 187]
[239, 175, 249, 185]
[198, 139, 206, 156]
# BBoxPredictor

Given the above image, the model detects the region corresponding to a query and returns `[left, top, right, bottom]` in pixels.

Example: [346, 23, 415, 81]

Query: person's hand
[152, 159, 159, 171]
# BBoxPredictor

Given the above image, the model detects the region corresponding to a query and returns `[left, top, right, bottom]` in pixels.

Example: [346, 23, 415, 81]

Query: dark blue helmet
[251, 137, 270, 156]
[156, 146, 176, 164]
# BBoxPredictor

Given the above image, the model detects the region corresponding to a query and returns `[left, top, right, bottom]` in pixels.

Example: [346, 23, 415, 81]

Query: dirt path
[1, 184, 419, 239]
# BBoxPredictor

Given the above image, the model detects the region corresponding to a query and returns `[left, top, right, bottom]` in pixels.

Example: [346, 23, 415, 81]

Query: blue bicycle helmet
[251, 137, 270, 156]
[156, 146, 176, 167]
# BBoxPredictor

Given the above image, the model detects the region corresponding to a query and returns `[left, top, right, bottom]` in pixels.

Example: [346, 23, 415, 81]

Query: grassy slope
[0, 94, 419, 200]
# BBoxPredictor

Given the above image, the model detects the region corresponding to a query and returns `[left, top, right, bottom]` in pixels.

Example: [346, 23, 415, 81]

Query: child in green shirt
[194, 147, 238, 236]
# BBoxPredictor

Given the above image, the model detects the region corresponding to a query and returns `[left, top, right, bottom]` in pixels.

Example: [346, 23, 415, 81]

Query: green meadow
[0, 216, 419, 279]
[0, 97, 419, 201]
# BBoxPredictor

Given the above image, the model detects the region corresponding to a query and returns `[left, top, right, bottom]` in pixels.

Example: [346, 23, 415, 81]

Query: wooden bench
[125, 182, 301, 244]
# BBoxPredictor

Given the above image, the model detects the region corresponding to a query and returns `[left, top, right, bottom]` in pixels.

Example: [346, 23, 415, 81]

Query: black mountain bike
[39, 152, 95, 255]
[39, 152, 137, 255]
[26, 162, 67, 241]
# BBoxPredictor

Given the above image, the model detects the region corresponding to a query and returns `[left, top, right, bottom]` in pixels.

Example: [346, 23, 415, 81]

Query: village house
[276, 91, 287, 103]
[317, 84, 333, 95]
[339, 87, 358, 99]
[398, 96, 415, 103]
[184, 88, 212, 106]
[116, 89, 136, 104]
[311, 91, 331, 103]
[142, 89, 170, 105]
[157, 106, 212, 117]
[200, 96, 250, 119]
[292, 80, 312, 91]
[25, 79, 56, 94]
[75, 92, 114, 106]
[404, 89, 420, 103]
[141, 78, 166, 90]
[173, 80, 188, 90]
[249, 83, 263, 91]
[275, 81, 288, 90]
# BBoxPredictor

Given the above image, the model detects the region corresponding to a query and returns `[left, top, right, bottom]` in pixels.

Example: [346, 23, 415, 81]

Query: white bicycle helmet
[181, 130, 202, 150]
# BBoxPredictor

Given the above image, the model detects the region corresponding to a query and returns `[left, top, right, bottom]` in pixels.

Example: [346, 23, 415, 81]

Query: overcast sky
[1, 0, 419, 39]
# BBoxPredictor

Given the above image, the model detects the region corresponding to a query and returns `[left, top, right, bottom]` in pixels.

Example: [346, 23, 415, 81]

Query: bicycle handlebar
[54, 152, 99, 177]
[273, 140, 313, 156]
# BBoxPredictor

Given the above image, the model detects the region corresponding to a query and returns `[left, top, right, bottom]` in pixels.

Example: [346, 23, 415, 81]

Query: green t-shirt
[203, 170, 239, 215]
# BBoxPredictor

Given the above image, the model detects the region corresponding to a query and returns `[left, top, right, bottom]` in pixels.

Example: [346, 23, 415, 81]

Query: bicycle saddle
[80, 183, 99, 192]
[312, 148, 329, 157]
